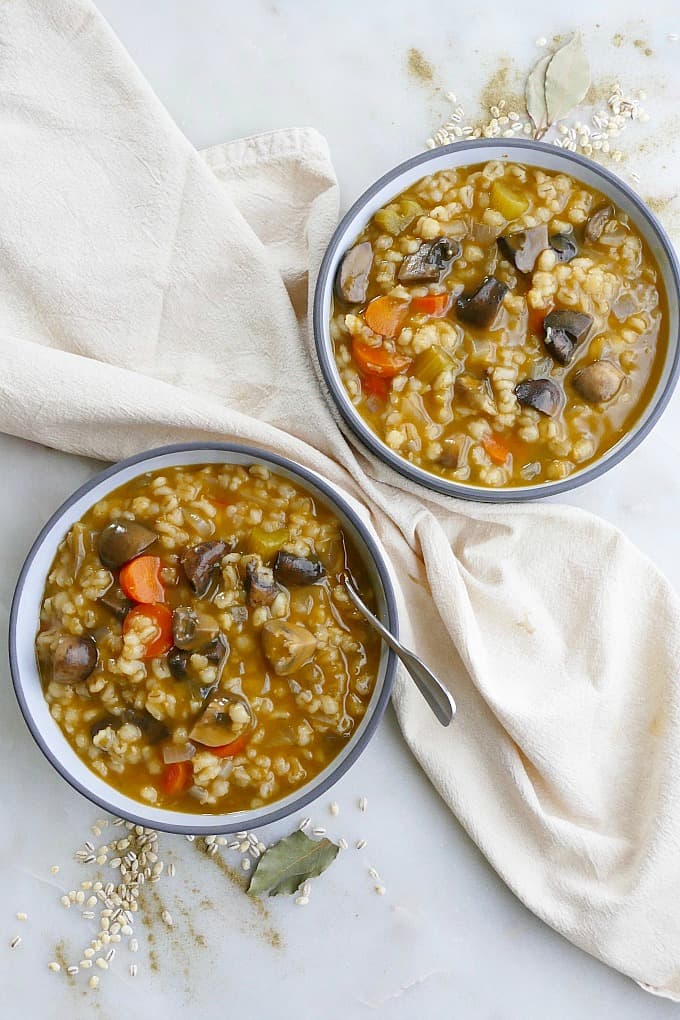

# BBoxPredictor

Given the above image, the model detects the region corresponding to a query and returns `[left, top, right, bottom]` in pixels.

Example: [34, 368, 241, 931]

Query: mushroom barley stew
[36, 464, 381, 813]
[332, 161, 668, 487]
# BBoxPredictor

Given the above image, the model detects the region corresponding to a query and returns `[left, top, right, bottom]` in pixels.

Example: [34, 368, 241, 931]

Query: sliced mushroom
[245, 562, 281, 607]
[168, 646, 191, 680]
[497, 224, 549, 274]
[172, 606, 219, 651]
[122, 708, 170, 745]
[201, 633, 229, 666]
[549, 233, 578, 263]
[543, 309, 593, 366]
[262, 620, 317, 676]
[181, 540, 227, 597]
[455, 276, 508, 328]
[335, 242, 373, 303]
[98, 520, 157, 570]
[455, 373, 497, 415]
[52, 634, 98, 685]
[572, 360, 624, 403]
[98, 585, 133, 622]
[584, 204, 615, 243]
[189, 693, 254, 748]
[514, 378, 564, 417]
[612, 291, 638, 322]
[273, 552, 326, 587]
[398, 237, 461, 283]
[438, 434, 471, 470]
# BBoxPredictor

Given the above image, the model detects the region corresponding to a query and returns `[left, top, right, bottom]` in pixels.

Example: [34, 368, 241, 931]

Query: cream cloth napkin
[2, 0, 680, 999]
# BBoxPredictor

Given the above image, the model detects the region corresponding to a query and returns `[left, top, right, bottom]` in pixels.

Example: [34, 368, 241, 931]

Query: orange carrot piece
[123, 603, 173, 658]
[483, 433, 512, 465]
[411, 292, 452, 316]
[351, 339, 411, 379]
[119, 555, 165, 604]
[209, 734, 250, 758]
[161, 761, 193, 796]
[364, 295, 410, 337]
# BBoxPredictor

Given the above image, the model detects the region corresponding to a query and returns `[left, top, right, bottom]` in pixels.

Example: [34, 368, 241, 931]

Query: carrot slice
[119, 555, 165, 604]
[364, 295, 410, 337]
[161, 760, 193, 796]
[411, 293, 452, 316]
[361, 374, 390, 400]
[483, 433, 512, 465]
[123, 603, 173, 658]
[209, 734, 250, 758]
[351, 339, 411, 379]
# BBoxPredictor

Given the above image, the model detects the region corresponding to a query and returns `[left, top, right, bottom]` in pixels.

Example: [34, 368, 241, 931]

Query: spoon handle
[342, 575, 456, 727]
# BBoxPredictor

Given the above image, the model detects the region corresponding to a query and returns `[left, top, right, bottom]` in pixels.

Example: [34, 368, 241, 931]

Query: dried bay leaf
[545, 34, 590, 126]
[247, 830, 339, 897]
[525, 53, 552, 139]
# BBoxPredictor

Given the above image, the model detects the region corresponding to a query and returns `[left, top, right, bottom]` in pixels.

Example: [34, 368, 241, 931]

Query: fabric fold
[2, 0, 680, 999]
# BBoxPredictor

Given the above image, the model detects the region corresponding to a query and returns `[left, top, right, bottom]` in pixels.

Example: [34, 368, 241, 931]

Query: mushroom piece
[455, 373, 497, 415]
[497, 224, 549, 274]
[549, 233, 578, 263]
[181, 540, 227, 597]
[273, 552, 326, 587]
[189, 693, 254, 748]
[543, 309, 593, 366]
[584, 204, 615, 243]
[335, 242, 374, 304]
[98, 585, 133, 622]
[168, 646, 191, 680]
[245, 561, 281, 607]
[122, 708, 170, 745]
[397, 237, 461, 283]
[52, 634, 99, 685]
[98, 520, 157, 570]
[455, 276, 508, 328]
[172, 606, 219, 651]
[572, 360, 624, 403]
[201, 633, 230, 666]
[514, 378, 564, 417]
[262, 620, 317, 676]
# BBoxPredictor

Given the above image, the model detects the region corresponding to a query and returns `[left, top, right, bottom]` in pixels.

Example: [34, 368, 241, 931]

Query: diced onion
[162, 741, 196, 764]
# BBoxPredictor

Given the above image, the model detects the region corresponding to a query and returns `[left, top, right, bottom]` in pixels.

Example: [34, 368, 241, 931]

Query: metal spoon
[342, 573, 456, 726]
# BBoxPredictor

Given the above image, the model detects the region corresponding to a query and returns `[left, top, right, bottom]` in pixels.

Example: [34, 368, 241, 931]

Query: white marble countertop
[2, 2, 680, 1017]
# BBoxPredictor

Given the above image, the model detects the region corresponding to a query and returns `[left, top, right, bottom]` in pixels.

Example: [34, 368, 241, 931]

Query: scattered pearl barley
[16, 913, 28, 922]
[48, 962, 61, 973]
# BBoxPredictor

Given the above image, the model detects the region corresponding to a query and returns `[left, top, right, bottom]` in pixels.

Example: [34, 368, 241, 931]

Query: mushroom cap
[97, 520, 157, 570]
[181, 540, 228, 597]
[52, 634, 99, 684]
[455, 276, 508, 328]
[273, 552, 326, 587]
[514, 378, 564, 417]
[573, 360, 624, 403]
[261, 620, 317, 676]
[336, 242, 374, 304]
[189, 693, 254, 747]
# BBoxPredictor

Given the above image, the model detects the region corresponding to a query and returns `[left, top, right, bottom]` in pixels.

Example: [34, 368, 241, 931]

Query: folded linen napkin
[2, 0, 680, 998]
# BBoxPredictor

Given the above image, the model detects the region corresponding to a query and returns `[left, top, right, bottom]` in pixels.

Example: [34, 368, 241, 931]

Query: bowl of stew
[10, 443, 398, 834]
[313, 139, 680, 500]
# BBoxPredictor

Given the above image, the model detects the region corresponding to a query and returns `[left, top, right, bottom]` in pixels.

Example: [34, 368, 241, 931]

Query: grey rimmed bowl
[313, 139, 680, 502]
[9, 442, 398, 835]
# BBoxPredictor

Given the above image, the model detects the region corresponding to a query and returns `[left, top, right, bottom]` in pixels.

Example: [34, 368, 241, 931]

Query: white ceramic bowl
[313, 139, 680, 502]
[10, 443, 398, 834]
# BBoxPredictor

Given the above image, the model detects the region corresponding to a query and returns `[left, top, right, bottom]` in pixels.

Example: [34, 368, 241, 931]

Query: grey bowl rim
[313, 137, 680, 503]
[9, 441, 399, 835]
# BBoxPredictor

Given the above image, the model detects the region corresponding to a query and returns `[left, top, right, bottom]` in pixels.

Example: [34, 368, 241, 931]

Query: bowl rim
[313, 138, 680, 502]
[9, 441, 399, 834]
